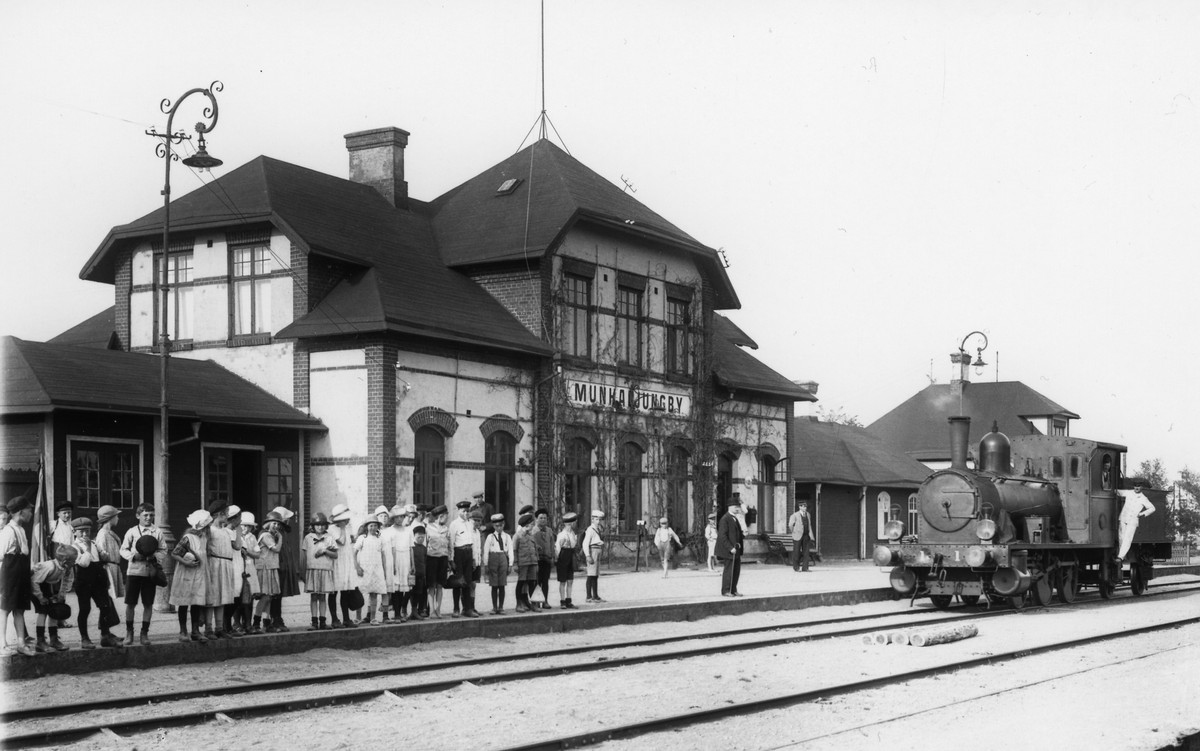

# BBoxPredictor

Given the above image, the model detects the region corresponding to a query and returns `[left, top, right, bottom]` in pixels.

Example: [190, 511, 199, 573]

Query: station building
[17, 126, 813, 553]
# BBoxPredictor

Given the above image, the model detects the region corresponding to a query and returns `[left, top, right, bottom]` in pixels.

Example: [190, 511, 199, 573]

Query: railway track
[499, 611, 1200, 751]
[4, 580, 1197, 749]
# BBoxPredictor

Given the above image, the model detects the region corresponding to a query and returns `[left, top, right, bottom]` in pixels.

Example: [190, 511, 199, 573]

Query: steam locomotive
[873, 416, 1173, 608]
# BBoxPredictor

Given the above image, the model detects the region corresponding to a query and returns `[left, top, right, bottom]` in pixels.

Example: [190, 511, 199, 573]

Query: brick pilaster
[114, 250, 132, 351]
[367, 341, 398, 509]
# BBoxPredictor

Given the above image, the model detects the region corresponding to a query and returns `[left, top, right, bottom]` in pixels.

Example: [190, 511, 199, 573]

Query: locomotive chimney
[949, 416, 971, 471]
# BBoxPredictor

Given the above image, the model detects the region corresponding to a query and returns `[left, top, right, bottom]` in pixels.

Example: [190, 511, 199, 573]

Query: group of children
[0, 494, 612, 655]
[302, 499, 608, 627]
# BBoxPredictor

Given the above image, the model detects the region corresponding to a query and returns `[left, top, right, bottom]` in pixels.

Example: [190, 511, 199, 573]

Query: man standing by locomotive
[1116, 481, 1155, 563]
[717, 502, 745, 596]
[788, 500, 814, 572]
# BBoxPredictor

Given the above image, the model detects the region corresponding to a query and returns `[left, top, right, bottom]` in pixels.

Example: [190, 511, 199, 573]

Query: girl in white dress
[354, 520, 391, 624]
[168, 509, 210, 642]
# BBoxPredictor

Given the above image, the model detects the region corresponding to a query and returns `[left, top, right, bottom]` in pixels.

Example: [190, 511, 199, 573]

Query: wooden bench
[764, 533, 821, 565]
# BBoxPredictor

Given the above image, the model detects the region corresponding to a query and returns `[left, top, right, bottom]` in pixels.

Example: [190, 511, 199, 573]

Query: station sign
[565, 378, 691, 416]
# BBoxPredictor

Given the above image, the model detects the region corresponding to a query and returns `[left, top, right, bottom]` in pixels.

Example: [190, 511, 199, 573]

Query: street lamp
[145, 82, 222, 542]
[959, 330, 989, 376]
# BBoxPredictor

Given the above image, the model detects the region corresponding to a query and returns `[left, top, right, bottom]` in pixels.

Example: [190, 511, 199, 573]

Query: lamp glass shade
[182, 149, 222, 169]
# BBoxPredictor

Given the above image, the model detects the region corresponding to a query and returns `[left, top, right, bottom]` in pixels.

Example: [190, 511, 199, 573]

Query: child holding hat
[169, 509, 211, 642]
[31, 545, 77, 652]
[118, 502, 165, 646]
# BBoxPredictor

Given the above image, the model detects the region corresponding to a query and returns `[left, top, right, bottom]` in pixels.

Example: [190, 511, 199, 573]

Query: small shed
[790, 417, 931, 559]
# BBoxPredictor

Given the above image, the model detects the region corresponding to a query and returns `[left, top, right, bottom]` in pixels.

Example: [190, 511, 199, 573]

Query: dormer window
[495, 178, 522, 196]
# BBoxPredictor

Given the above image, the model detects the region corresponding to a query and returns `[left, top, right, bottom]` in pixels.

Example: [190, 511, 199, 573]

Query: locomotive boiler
[874, 416, 1172, 609]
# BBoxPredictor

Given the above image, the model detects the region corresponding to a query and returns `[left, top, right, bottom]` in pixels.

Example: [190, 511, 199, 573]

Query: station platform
[5, 559, 1196, 680]
[1, 560, 892, 679]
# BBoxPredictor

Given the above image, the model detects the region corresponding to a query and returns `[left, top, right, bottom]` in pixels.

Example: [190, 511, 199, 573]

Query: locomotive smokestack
[949, 416, 971, 470]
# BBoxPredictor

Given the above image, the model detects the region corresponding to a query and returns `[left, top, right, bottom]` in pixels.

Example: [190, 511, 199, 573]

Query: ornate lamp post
[145, 83, 222, 547]
[958, 330, 989, 375]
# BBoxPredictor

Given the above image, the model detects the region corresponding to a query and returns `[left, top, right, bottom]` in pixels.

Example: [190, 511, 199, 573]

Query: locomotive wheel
[1055, 565, 1078, 604]
[930, 595, 953, 610]
[1030, 575, 1053, 606]
[1099, 580, 1116, 599]
[960, 594, 981, 606]
[1130, 565, 1148, 596]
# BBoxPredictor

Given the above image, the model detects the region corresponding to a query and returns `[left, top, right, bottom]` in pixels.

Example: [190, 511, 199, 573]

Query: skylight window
[495, 178, 522, 196]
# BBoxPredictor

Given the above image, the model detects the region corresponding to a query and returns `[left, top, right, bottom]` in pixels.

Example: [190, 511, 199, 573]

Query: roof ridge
[3, 337, 51, 407]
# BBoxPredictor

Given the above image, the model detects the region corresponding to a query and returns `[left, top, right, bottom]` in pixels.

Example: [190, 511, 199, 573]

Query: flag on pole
[30, 456, 50, 566]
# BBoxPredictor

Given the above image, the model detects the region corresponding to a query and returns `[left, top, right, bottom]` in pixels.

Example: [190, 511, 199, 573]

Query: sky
[2, 1, 1197, 479]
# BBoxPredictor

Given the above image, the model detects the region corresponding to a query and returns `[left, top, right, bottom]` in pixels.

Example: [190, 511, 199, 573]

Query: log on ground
[909, 623, 979, 647]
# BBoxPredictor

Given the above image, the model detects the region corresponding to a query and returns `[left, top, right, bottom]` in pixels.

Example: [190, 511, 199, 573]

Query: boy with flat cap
[448, 500, 475, 617]
[71, 517, 122, 649]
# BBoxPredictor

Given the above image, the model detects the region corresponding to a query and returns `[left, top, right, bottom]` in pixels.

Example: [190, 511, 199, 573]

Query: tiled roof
[47, 307, 116, 349]
[428, 139, 738, 308]
[1, 336, 324, 430]
[82, 157, 550, 356]
[711, 314, 814, 402]
[790, 417, 931, 487]
[866, 381, 1079, 461]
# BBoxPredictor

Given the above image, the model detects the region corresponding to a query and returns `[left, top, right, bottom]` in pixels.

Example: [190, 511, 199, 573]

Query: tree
[1175, 468, 1200, 545]
[1134, 458, 1169, 489]
[1134, 458, 1175, 538]
[815, 405, 863, 428]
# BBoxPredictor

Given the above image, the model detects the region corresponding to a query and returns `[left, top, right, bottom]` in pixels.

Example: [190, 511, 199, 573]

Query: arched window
[757, 455, 777, 532]
[717, 453, 735, 511]
[666, 446, 690, 530]
[413, 426, 445, 509]
[564, 438, 593, 520]
[907, 493, 919, 535]
[617, 442, 644, 532]
[484, 431, 516, 524]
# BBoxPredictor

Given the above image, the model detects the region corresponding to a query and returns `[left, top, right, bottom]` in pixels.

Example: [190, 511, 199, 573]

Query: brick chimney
[345, 127, 409, 208]
[949, 350, 971, 403]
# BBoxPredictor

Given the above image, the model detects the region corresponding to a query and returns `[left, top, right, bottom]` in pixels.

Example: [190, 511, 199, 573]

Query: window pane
[255, 278, 271, 332]
[176, 286, 193, 339]
[235, 281, 253, 334]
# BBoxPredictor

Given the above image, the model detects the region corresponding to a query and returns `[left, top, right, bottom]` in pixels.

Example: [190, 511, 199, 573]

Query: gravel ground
[5, 580, 1198, 751]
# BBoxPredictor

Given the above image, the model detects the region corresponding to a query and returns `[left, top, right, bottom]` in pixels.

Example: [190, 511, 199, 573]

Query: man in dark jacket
[716, 503, 745, 596]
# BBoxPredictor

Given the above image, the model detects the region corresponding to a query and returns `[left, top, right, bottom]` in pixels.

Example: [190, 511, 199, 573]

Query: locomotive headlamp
[884, 519, 905, 541]
[966, 546, 991, 567]
[873, 545, 897, 566]
[975, 518, 997, 541]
